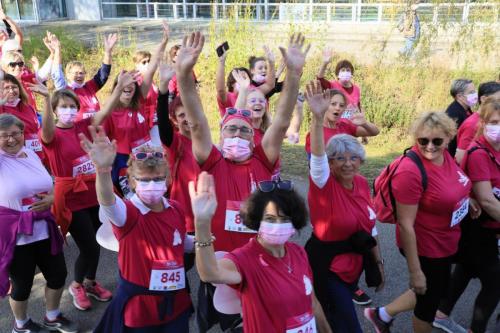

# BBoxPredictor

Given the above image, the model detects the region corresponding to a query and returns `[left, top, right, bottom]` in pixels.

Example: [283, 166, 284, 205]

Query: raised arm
[0, 7, 23, 45]
[285, 95, 304, 143]
[256, 45, 276, 94]
[176, 32, 212, 164]
[28, 81, 55, 144]
[157, 63, 176, 147]
[93, 70, 138, 127]
[191, 172, 242, 285]
[45, 32, 67, 91]
[352, 109, 380, 137]
[261, 33, 310, 164]
[233, 69, 251, 109]
[317, 47, 333, 79]
[215, 48, 228, 103]
[140, 22, 169, 98]
[102, 33, 118, 66]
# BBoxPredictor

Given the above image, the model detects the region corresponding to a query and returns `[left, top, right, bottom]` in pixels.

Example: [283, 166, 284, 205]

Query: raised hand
[104, 33, 118, 53]
[276, 61, 286, 78]
[351, 110, 367, 126]
[26, 81, 49, 97]
[189, 171, 217, 224]
[79, 126, 117, 169]
[175, 31, 205, 74]
[263, 45, 275, 63]
[322, 47, 334, 64]
[160, 20, 169, 43]
[30, 56, 40, 72]
[116, 70, 138, 89]
[305, 80, 330, 119]
[231, 69, 250, 90]
[279, 33, 310, 75]
[159, 63, 175, 83]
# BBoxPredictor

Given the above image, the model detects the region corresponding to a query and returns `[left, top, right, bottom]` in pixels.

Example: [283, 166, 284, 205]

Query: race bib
[224, 201, 257, 233]
[25, 134, 42, 152]
[286, 311, 317, 333]
[72, 155, 96, 177]
[451, 197, 469, 227]
[131, 137, 153, 154]
[82, 111, 96, 119]
[149, 260, 185, 291]
[20, 192, 47, 212]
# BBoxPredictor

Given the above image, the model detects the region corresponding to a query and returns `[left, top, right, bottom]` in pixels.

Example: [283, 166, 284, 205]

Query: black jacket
[445, 100, 471, 157]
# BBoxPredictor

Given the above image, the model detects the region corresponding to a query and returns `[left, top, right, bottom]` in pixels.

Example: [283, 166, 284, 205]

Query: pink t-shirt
[304, 120, 358, 154]
[68, 79, 101, 121]
[217, 92, 238, 117]
[329, 81, 361, 109]
[457, 112, 480, 150]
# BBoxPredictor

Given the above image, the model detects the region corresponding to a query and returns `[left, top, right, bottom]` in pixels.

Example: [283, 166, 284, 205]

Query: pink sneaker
[69, 284, 92, 310]
[85, 281, 112, 302]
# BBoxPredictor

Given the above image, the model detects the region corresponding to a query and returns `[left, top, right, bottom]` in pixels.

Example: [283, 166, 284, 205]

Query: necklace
[278, 251, 292, 274]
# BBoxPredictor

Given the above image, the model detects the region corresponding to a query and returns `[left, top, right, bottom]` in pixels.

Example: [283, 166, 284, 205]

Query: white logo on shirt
[173, 229, 182, 246]
[367, 206, 377, 220]
[258, 254, 269, 267]
[303, 275, 312, 295]
[138, 113, 145, 124]
[457, 171, 470, 187]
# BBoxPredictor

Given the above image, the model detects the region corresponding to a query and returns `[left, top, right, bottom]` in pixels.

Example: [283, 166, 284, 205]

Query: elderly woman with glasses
[175, 31, 309, 332]
[365, 112, 480, 333]
[0, 113, 78, 333]
[192, 171, 332, 333]
[303, 81, 383, 333]
[80, 126, 192, 333]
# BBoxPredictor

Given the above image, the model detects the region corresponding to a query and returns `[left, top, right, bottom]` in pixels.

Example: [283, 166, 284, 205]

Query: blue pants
[401, 38, 416, 57]
[325, 272, 362, 333]
[124, 309, 190, 332]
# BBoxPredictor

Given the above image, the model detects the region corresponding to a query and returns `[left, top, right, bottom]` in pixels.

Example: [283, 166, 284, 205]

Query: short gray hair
[450, 78, 473, 98]
[0, 113, 24, 131]
[325, 134, 366, 161]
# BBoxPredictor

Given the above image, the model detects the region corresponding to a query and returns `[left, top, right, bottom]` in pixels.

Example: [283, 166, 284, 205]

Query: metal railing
[100, 1, 499, 24]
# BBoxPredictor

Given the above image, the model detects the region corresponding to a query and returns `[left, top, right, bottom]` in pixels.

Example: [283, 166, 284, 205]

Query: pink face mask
[222, 137, 252, 162]
[135, 180, 167, 205]
[485, 124, 500, 144]
[57, 107, 78, 125]
[338, 71, 352, 83]
[253, 74, 266, 84]
[258, 221, 295, 245]
[69, 81, 85, 89]
[4, 97, 20, 107]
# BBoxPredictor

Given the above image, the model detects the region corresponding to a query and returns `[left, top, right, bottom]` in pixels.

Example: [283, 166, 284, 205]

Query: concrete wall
[67, 0, 101, 20]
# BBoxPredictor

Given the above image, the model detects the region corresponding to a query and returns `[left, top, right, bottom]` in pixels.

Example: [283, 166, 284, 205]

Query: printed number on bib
[21, 192, 47, 212]
[25, 134, 42, 152]
[225, 200, 257, 233]
[451, 197, 469, 227]
[286, 311, 317, 333]
[82, 111, 96, 119]
[72, 155, 96, 177]
[131, 137, 153, 154]
[149, 260, 185, 291]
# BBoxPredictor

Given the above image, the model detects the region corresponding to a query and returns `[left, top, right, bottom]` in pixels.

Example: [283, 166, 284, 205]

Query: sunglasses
[224, 107, 251, 118]
[417, 137, 444, 147]
[258, 179, 293, 193]
[8, 61, 24, 68]
[132, 151, 164, 161]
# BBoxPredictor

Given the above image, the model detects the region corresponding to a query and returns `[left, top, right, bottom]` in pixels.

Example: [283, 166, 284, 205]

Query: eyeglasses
[132, 151, 164, 161]
[258, 179, 293, 192]
[417, 137, 444, 147]
[4, 85, 19, 91]
[0, 131, 23, 141]
[8, 61, 24, 68]
[224, 108, 251, 118]
[222, 125, 253, 137]
[133, 176, 167, 183]
[331, 155, 362, 164]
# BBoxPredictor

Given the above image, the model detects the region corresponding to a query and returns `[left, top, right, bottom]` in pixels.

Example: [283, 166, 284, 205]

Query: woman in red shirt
[1, 51, 39, 110]
[81, 128, 192, 333]
[436, 96, 500, 333]
[192, 171, 332, 333]
[304, 81, 384, 332]
[0, 74, 42, 158]
[365, 112, 480, 333]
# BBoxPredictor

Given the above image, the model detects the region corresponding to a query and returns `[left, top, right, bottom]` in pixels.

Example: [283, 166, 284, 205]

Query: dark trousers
[124, 309, 190, 333]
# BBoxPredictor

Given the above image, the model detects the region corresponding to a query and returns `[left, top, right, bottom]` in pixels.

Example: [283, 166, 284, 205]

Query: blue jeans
[401, 38, 416, 57]
[325, 272, 362, 333]
[124, 309, 190, 333]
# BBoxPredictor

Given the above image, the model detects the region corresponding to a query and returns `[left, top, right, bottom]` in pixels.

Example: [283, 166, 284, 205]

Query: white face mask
[69, 81, 85, 89]
[485, 124, 500, 144]
[338, 71, 352, 82]
[57, 107, 78, 125]
[253, 73, 266, 84]
[4, 98, 20, 107]
[222, 137, 252, 162]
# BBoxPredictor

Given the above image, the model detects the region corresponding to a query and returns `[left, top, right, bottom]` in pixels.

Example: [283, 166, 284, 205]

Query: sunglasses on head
[258, 179, 294, 193]
[225, 107, 251, 118]
[8, 61, 24, 68]
[417, 137, 444, 147]
[132, 151, 164, 161]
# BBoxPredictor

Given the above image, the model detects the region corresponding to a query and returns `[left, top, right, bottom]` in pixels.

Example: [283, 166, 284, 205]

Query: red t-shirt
[305, 120, 358, 154]
[253, 128, 264, 147]
[41, 118, 98, 211]
[217, 92, 238, 117]
[21, 70, 38, 111]
[112, 200, 192, 327]
[168, 72, 197, 98]
[457, 112, 480, 150]
[392, 147, 472, 258]
[0, 103, 43, 157]
[165, 132, 199, 232]
[329, 80, 361, 108]
[69, 79, 101, 121]
[201, 145, 276, 252]
[136, 76, 159, 128]
[225, 239, 316, 333]
[461, 136, 500, 229]
[308, 174, 376, 283]
[103, 106, 152, 155]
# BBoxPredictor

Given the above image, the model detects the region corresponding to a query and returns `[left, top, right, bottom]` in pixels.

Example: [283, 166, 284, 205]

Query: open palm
[305, 80, 330, 118]
[279, 33, 310, 73]
[79, 126, 117, 169]
[189, 171, 217, 224]
[175, 32, 205, 74]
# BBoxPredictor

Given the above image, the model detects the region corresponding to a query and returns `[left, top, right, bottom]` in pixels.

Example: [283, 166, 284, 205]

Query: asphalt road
[1, 175, 498, 332]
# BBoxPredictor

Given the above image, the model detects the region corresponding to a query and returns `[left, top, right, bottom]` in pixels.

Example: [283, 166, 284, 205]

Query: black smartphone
[216, 41, 230, 57]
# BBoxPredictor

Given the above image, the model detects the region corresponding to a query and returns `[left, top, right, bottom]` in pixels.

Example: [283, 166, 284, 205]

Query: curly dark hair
[335, 59, 355, 76]
[240, 187, 308, 231]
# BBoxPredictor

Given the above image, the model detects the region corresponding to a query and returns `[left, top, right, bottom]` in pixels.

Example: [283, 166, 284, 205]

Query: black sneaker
[12, 319, 50, 333]
[42, 314, 78, 333]
[353, 288, 372, 305]
[364, 307, 393, 333]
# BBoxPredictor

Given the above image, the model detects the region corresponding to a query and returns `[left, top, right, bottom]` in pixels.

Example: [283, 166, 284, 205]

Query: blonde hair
[410, 111, 457, 140]
[133, 50, 151, 64]
[127, 146, 169, 178]
[65, 61, 86, 77]
[1, 51, 24, 71]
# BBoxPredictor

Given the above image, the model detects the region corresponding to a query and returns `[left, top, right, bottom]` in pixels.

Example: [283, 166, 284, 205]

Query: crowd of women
[0, 12, 499, 333]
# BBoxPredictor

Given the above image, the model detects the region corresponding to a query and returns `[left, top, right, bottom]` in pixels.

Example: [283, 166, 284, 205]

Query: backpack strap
[467, 141, 500, 167]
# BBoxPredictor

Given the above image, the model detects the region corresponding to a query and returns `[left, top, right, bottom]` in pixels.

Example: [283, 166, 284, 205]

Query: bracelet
[97, 166, 112, 174]
[194, 235, 216, 248]
[376, 259, 385, 265]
